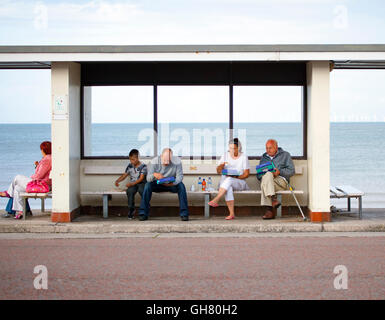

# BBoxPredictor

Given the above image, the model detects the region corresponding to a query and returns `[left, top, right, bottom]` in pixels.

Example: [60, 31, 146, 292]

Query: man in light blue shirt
[139, 148, 189, 221]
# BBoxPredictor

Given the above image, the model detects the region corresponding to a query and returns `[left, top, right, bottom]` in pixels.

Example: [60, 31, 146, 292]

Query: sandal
[0, 191, 10, 198]
[225, 215, 235, 220]
[14, 213, 23, 220]
[208, 201, 219, 208]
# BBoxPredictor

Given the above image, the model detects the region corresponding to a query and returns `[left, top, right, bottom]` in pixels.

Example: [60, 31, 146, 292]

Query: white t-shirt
[218, 152, 250, 174]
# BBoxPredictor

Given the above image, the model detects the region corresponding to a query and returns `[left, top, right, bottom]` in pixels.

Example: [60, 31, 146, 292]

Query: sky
[0, 0, 384, 123]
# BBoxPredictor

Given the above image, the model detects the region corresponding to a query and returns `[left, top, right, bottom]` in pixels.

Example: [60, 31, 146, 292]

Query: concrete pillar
[306, 61, 331, 222]
[51, 62, 81, 222]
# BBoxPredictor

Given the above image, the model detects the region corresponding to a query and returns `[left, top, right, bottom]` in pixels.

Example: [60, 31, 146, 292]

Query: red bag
[26, 180, 50, 193]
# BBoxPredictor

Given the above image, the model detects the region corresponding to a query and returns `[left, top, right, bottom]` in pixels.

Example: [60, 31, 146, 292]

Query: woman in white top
[208, 138, 250, 220]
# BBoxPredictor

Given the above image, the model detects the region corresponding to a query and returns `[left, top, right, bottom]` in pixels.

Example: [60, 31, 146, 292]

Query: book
[256, 162, 276, 177]
[221, 169, 242, 176]
[156, 176, 176, 184]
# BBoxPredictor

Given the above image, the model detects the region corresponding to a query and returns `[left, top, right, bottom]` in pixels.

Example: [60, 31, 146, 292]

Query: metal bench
[19, 192, 52, 220]
[330, 185, 364, 219]
[81, 189, 304, 219]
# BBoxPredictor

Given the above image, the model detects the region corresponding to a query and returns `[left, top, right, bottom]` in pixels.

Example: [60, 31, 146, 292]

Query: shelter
[1, 44, 384, 222]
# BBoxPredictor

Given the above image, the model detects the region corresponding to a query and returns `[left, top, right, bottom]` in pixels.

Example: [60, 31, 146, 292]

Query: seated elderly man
[258, 139, 295, 220]
[138, 148, 189, 221]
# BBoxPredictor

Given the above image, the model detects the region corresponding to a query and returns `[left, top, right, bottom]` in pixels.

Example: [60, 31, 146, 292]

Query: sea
[1, 122, 384, 210]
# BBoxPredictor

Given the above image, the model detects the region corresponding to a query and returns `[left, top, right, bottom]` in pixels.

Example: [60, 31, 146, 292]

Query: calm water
[0, 123, 384, 209]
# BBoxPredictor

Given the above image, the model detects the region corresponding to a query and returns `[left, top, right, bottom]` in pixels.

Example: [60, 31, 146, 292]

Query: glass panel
[83, 86, 154, 157]
[233, 86, 303, 157]
[157, 86, 229, 157]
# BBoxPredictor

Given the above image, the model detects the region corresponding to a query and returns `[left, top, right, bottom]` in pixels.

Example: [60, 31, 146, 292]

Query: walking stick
[281, 176, 307, 221]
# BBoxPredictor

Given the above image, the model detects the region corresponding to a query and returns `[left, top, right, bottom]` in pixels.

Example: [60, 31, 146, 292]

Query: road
[0, 233, 384, 300]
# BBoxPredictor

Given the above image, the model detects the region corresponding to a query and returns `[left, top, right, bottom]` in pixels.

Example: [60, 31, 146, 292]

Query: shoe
[181, 216, 189, 221]
[139, 215, 148, 221]
[1, 213, 11, 218]
[225, 215, 235, 220]
[128, 209, 135, 220]
[262, 207, 275, 220]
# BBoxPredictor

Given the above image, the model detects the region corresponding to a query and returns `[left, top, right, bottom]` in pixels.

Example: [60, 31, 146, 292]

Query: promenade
[1, 209, 384, 234]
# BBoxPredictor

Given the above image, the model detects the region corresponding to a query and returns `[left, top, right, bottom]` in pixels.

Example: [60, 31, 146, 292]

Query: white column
[51, 62, 81, 222]
[306, 61, 331, 222]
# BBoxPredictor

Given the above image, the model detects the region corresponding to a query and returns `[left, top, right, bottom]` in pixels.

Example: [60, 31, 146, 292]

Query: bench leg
[347, 197, 351, 212]
[41, 198, 45, 213]
[103, 194, 109, 219]
[204, 193, 210, 219]
[23, 197, 27, 220]
[276, 194, 282, 218]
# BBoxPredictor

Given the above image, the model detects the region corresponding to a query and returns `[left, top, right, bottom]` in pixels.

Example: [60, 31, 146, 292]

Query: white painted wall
[51, 62, 81, 213]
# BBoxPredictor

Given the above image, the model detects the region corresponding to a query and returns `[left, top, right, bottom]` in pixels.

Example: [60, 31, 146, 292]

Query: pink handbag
[26, 180, 50, 193]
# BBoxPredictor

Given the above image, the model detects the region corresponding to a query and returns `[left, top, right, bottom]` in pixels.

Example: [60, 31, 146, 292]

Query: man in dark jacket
[258, 139, 295, 219]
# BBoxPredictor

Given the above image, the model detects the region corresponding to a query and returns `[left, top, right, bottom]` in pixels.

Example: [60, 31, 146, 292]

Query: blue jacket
[258, 147, 295, 182]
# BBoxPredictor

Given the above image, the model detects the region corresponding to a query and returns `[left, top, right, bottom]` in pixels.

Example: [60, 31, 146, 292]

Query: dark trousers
[139, 181, 189, 217]
[126, 182, 145, 211]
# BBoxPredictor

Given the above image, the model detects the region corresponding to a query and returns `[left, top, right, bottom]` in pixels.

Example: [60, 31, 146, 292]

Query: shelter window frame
[80, 61, 307, 160]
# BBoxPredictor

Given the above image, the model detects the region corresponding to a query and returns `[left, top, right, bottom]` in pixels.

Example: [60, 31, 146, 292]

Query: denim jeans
[139, 181, 189, 217]
[5, 197, 31, 215]
[126, 182, 145, 211]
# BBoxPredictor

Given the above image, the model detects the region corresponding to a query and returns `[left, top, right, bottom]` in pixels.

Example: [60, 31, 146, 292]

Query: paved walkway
[0, 209, 385, 233]
[0, 235, 384, 299]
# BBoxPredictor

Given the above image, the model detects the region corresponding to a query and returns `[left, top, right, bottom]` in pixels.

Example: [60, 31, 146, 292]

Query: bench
[81, 163, 304, 219]
[83, 164, 304, 175]
[19, 192, 52, 220]
[81, 189, 304, 219]
[330, 185, 364, 219]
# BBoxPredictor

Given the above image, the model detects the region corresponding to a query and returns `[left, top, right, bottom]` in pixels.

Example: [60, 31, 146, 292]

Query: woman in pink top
[0, 141, 52, 219]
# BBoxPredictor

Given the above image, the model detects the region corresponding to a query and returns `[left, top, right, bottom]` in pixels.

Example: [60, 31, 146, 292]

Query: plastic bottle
[208, 177, 212, 191]
[202, 178, 206, 191]
[198, 177, 202, 191]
